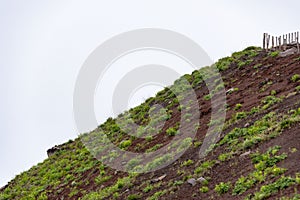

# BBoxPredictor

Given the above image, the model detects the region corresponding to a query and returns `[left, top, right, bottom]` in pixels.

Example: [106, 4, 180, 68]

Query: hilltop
[1, 45, 300, 200]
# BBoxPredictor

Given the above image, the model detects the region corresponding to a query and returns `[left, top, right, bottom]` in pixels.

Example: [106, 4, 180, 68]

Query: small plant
[95, 175, 111, 185]
[290, 147, 297, 153]
[173, 180, 184, 186]
[253, 63, 262, 69]
[113, 192, 119, 198]
[127, 194, 141, 200]
[146, 135, 153, 142]
[227, 87, 239, 94]
[215, 83, 225, 91]
[119, 140, 132, 149]
[270, 90, 277, 95]
[234, 103, 243, 110]
[293, 56, 300, 61]
[148, 190, 167, 200]
[181, 159, 194, 167]
[269, 51, 279, 57]
[251, 176, 296, 199]
[261, 95, 282, 110]
[235, 112, 247, 120]
[199, 186, 209, 193]
[237, 59, 253, 69]
[232, 176, 255, 195]
[126, 158, 141, 170]
[204, 94, 211, 101]
[215, 182, 231, 195]
[296, 85, 300, 92]
[143, 184, 154, 193]
[218, 152, 232, 162]
[291, 74, 300, 82]
[194, 160, 216, 175]
[215, 56, 234, 71]
[193, 141, 202, 148]
[166, 127, 179, 136]
[146, 144, 163, 153]
[296, 173, 300, 184]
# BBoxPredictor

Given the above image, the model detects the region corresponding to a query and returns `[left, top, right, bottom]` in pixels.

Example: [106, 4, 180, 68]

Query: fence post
[297, 31, 299, 53]
[266, 34, 270, 51]
[263, 33, 266, 50]
[283, 35, 287, 51]
[279, 36, 281, 50]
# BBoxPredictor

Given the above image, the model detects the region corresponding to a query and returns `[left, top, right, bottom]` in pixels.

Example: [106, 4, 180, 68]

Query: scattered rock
[47, 145, 62, 157]
[71, 181, 76, 186]
[187, 178, 197, 186]
[151, 174, 166, 183]
[226, 88, 235, 94]
[0, 185, 8, 191]
[279, 47, 297, 57]
[240, 151, 251, 158]
[286, 92, 297, 98]
[244, 123, 250, 128]
[197, 177, 206, 183]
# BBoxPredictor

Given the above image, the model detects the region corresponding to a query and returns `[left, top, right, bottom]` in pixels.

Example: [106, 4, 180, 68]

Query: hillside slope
[1, 46, 300, 200]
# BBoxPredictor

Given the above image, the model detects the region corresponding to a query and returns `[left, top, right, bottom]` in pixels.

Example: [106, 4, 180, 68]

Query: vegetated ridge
[1, 46, 300, 200]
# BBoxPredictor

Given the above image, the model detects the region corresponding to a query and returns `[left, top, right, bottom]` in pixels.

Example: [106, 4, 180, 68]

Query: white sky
[0, 0, 299, 187]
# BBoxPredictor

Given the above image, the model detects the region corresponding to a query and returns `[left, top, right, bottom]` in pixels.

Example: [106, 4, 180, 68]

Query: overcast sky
[0, 0, 299, 187]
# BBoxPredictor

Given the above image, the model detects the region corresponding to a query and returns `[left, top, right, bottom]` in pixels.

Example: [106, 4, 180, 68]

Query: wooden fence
[263, 32, 299, 53]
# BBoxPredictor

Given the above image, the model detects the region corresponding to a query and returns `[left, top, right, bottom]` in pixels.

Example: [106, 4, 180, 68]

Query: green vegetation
[261, 95, 282, 110]
[203, 94, 211, 101]
[234, 103, 243, 110]
[194, 160, 216, 175]
[199, 186, 209, 193]
[291, 74, 300, 82]
[119, 139, 132, 149]
[218, 152, 233, 162]
[246, 176, 298, 200]
[237, 59, 253, 69]
[219, 106, 300, 154]
[143, 183, 154, 193]
[214, 181, 231, 195]
[147, 190, 167, 200]
[270, 90, 277, 95]
[269, 51, 280, 57]
[232, 146, 287, 196]
[253, 63, 263, 69]
[81, 176, 134, 199]
[127, 194, 141, 200]
[95, 175, 111, 185]
[234, 111, 247, 120]
[215, 46, 260, 71]
[181, 159, 194, 167]
[166, 127, 179, 136]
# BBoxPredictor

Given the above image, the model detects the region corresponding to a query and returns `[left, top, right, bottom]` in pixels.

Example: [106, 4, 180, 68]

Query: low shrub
[215, 182, 231, 194]
[291, 74, 300, 82]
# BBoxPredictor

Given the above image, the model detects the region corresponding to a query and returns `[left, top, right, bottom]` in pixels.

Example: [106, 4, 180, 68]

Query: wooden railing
[263, 32, 299, 52]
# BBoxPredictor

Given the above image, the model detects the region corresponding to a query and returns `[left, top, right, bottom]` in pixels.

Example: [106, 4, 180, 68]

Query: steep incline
[1, 46, 300, 200]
